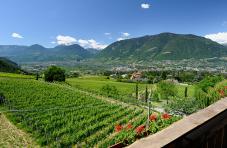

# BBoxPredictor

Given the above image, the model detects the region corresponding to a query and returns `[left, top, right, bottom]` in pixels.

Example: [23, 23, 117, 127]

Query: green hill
[98, 33, 227, 61]
[0, 57, 21, 73]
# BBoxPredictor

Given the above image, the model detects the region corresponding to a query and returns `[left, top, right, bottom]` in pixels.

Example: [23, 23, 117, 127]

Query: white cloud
[117, 32, 131, 41]
[50, 41, 56, 44]
[56, 35, 77, 45]
[122, 32, 130, 37]
[78, 39, 107, 50]
[117, 37, 124, 41]
[205, 32, 227, 45]
[55, 35, 107, 49]
[104, 32, 113, 39]
[141, 3, 150, 9]
[104, 32, 111, 36]
[11, 32, 23, 39]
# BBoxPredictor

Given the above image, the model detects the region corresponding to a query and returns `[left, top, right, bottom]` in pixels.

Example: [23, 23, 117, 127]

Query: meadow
[0, 72, 34, 79]
[67, 76, 195, 106]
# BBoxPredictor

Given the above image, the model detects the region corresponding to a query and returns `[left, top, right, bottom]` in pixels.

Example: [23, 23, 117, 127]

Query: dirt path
[0, 113, 38, 148]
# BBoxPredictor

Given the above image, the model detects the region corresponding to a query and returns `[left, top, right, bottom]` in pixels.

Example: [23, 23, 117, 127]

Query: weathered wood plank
[128, 97, 227, 148]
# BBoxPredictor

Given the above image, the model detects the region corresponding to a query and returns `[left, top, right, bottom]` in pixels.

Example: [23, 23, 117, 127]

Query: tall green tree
[44, 66, 65, 82]
[157, 81, 177, 104]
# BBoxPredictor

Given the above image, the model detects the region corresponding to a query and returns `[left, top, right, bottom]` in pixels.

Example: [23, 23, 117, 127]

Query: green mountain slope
[98, 33, 227, 61]
[0, 57, 21, 73]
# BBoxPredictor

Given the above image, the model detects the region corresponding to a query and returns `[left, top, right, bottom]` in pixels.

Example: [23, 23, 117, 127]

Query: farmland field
[0, 74, 191, 147]
[0, 77, 146, 147]
[67, 76, 148, 96]
[67, 76, 195, 105]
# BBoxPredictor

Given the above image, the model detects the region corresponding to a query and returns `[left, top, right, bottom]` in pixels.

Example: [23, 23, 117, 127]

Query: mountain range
[1, 33, 227, 64]
[0, 44, 95, 63]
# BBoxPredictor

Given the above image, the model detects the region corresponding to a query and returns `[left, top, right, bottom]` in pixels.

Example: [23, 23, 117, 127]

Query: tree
[44, 66, 65, 82]
[157, 81, 177, 104]
[101, 84, 119, 98]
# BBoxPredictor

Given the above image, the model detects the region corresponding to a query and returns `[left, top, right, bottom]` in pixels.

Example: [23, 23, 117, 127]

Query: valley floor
[0, 113, 37, 147]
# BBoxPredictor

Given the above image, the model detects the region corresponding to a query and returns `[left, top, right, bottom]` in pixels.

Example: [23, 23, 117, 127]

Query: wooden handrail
[128, 97, 227, 148]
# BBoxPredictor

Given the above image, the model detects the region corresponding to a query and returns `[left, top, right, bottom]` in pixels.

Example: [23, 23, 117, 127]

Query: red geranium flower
[135, 125, 145, 135]
[219, 90, 225, 97]
[126, 123, 133, 130]
[149, 114, 157, 122]
[115, 124, 123, 132]
[162, 113, 171, 120]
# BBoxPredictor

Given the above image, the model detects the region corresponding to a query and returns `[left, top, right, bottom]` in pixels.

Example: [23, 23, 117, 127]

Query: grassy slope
[67, 76, 147, 96]
[67, 76, 195, 98]
[0, 72, 34, 79]
[0, 113, 38, 147]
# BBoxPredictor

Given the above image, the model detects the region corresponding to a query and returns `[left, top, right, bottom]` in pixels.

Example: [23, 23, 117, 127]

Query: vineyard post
[136, 82, 138, 100]
[184, 86, 188, 98]
[146, 90, 151, 130]
[36, 71, 39, 80]
[145, 85, 148, 103]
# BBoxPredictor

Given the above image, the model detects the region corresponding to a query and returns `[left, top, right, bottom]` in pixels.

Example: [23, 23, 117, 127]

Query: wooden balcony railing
[129, 97, 227, 148]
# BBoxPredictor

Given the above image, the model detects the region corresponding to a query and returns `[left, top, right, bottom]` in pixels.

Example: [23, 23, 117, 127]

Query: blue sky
[0, 0, 227, 49]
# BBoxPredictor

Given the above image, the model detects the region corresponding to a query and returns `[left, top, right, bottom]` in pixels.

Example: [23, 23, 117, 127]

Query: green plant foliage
[165, 97, 200, 115]
[0, 92, 5, 105]
[194, 76, 225, 108]
[44, 66, 65, 82]
[99, 113, 181, 147]
[0, 77, 144, 147]
[0, 57, 21, 73]
[197, 76, 224, 93]
[157, 81, 177, 104]
[100, 84, 119, 98]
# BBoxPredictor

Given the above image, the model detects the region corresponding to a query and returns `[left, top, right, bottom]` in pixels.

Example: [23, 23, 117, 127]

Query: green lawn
[67, 76, 148, 97]
[67, 76, 195, 103]
[0, 72, 34, 79]
[176, 84, 195, 98]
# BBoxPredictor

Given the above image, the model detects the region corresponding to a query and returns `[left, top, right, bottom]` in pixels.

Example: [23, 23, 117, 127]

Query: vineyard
[0, 74, 183, 147]
[0, 77, 147, 147]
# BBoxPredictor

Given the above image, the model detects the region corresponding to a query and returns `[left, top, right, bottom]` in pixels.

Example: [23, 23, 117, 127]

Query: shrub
[69, 72, 80, 78]
[165, 97, 201, 115]
[197, 76, 224, 93]
[195, 76, 225, 108]
[100, 84, 119, 98]
[157, 81, 177, 104]
[44, 66, 65, 82]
